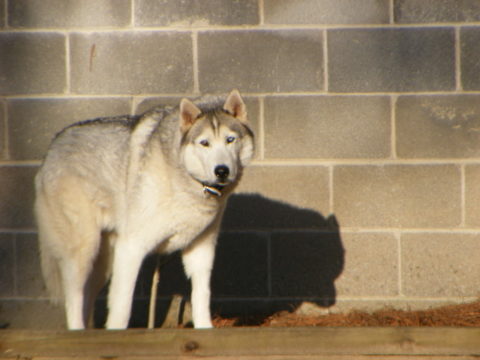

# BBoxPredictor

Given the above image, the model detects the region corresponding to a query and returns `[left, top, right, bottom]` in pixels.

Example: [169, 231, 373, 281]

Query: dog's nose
[214, 165, 229, 180]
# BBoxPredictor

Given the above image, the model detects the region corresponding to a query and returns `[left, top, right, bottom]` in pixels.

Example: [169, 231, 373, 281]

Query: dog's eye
[226, 136, 236, 144]
[199, 139, 210, 147]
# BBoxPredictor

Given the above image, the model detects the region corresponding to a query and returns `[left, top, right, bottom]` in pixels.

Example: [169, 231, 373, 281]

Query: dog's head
[179, 90, 254, 196]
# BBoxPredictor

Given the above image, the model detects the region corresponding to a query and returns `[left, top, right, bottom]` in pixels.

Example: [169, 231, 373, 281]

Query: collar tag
[203, 185, 222, 197]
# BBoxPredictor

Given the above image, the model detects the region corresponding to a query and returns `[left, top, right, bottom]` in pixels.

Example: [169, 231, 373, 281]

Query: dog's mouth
[202, 183, 226, 197]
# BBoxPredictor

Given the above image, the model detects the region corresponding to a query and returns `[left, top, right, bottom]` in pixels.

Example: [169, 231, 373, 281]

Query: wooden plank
[1, 327, 480, 359]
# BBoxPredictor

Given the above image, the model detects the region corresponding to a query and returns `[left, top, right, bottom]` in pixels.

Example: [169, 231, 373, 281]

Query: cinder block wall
[2, 0, 480, 328]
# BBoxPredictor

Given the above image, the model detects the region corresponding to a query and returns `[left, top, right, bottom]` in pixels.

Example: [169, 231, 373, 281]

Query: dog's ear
[180, 98, 202, 133]
[223, 89, 247, 123]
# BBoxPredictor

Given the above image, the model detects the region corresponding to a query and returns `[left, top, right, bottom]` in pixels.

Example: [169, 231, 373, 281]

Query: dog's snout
[214, 165, 229, 180]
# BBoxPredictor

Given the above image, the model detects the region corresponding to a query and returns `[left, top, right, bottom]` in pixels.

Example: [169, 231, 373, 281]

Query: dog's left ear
[223, 89, 247, 123]
[180, 98, 202, 133]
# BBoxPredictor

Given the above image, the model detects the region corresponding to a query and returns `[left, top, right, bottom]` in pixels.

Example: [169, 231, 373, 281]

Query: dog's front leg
[106, 241, 145, 329]
[182, 229, 218, 329]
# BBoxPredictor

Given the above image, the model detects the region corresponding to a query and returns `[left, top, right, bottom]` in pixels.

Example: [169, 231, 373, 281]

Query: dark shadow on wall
[94, 193, 344, 328]
[213, 194, 344, 324]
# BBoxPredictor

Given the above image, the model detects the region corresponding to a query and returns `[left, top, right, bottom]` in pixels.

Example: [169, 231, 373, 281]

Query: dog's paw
[193, 320, 213, 329]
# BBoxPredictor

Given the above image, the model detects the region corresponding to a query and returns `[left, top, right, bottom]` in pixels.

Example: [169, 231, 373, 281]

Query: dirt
[212, 300, 480, 328]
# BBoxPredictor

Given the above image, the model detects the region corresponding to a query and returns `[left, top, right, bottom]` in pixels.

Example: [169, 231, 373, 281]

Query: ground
[212, 300, 480, 328]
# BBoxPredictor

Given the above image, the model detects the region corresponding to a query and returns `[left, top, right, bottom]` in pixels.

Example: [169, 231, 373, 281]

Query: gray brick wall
[1, 0, 480, 328]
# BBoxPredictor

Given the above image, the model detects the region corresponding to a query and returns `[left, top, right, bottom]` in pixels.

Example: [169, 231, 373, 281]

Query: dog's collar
[202, 183, 224, 197]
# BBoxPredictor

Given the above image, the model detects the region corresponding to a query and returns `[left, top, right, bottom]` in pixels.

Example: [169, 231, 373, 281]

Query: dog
[35, 90, 254, 330]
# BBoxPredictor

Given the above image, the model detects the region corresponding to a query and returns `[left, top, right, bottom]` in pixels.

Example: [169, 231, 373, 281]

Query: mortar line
[3, 23, 478, 32]
[2, 98, 9, 160]
[267, 233, 272, 297]
[389, 0, 395, 24]
[192, 31, 199, 94]
[129, 96, 136, 116]
[250, 158, 480, 166]
[65, 33, 71, 94]
[323, 29, 329, 92]
[1, 295, 476, 303]
[258, 96, 265, 160]
[12, 233, 18, 296]
[333, 295, 479, 302]
[4, 94, 147, 100]
[0, 229, 38, 235]
[3, 0, 7, 28]
[455, 26, 462, 92]
[390, 95, 398, 159]
[4, 158, 480, 167]
[0, 160, 42, 166]
[258, 0, 265, 25]
[130, 0, 135, 27]
[5, 90, 480, 99]
[340, 228, 480, 234]
[329, 165, 334, 214]
[396, 231, 403, 297]
[460, 164, 466, 227]
[6, 226, 479, 236]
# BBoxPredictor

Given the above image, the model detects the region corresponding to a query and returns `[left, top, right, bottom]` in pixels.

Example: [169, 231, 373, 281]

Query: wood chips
[212, 300, 480, 328]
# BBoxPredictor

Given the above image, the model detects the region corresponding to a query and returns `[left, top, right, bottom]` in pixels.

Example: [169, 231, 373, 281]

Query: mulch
[212, 300, 480, 328]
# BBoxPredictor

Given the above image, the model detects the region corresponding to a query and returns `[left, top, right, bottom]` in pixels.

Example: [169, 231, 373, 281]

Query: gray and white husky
[35, 90, 254, 330]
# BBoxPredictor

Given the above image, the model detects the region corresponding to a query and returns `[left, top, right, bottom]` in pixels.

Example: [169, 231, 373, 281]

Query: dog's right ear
[180, 98, 202, 133]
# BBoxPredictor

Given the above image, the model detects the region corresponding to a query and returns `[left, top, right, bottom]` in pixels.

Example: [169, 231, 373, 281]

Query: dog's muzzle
[203, 165, 230, 197]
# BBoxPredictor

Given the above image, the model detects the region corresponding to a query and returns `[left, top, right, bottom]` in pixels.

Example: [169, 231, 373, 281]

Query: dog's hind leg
[57, 216, 102, 330]
[36, 177, 103, 330]
[106, 239, 146, 329]
[60, 222, 103, 329]
[83, 232, 113, 328]
[59, 259, 89, 329]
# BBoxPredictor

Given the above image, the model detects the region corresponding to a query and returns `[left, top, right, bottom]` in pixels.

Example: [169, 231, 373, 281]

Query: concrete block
[461, 28, 480, 91]
[402, 233, 480, 296]
[198, 30, 324, 93]
[0, 300, 64, 329]
[0, 0, 4, 27]
[0, 166, 37, 229]
[334, 165, 461, 228]
[396, 95, 480, 158]
[0, 33, 66, 95]
[8, 98, 131, 160]
[270, 231, 344, 302]
[234, 165, 330, 218]
[326, 298, 469, 314]
[8, 0, 131, 28]
[395, 0, 480, 23]
[264, 96, 390, 159]
[465, 165, 480, 227]
[134, 96, 183, 115]
[15, 234, 46, 297]
[70, 32, 193, 94]
[0, 234, 15, 297]
[135, 0, 259, 27]
[222, 195, 337, 235]
[328, 28, 455, 92]
[212, 232, 269, 297]
[264, 0, 389, 25]
[335, 232, 399, 297]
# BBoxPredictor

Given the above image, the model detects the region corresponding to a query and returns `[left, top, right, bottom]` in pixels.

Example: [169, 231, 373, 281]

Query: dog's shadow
[94, 193, 345, 327]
